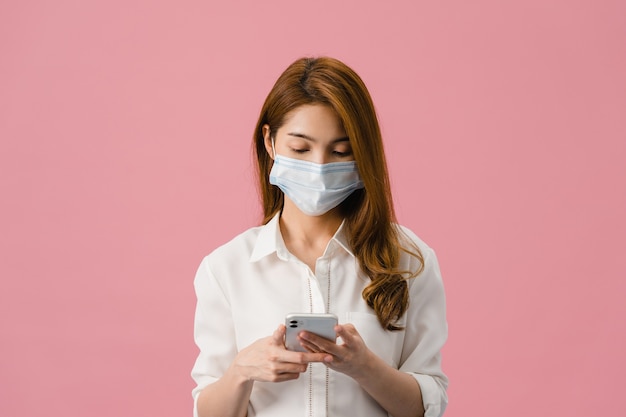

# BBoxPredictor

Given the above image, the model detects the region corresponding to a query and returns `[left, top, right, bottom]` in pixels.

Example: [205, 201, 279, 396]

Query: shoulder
[394, 224, 437, 263]
[195, 224, 265, 290]
[394, 224, 444, 288]
[203, 224, 264, 266]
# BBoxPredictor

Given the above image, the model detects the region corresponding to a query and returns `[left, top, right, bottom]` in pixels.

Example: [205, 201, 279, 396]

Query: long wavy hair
[253, 57, 423, 331]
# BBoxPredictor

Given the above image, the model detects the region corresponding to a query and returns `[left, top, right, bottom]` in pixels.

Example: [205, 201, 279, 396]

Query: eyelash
[289, 148, 352, 157]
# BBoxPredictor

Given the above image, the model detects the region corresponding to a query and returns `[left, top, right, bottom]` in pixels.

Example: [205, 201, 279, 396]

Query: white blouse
[191, 214, 448, 417]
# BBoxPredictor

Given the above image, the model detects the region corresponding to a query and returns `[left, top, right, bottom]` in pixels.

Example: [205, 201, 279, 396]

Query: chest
[219, 253, 406, 368]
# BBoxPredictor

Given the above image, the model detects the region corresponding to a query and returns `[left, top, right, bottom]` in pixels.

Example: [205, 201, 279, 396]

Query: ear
[262, 124, 274, 160]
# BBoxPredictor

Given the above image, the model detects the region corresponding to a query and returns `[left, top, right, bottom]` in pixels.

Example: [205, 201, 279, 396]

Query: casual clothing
[191, 214, 448, 416]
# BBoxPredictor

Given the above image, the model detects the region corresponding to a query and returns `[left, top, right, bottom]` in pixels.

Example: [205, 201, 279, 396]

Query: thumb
[334, 324, 353, 345]
[272, 324, 286, 345]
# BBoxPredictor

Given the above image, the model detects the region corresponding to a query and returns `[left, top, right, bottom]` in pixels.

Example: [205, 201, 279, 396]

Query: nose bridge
[312, 148, 330, 164]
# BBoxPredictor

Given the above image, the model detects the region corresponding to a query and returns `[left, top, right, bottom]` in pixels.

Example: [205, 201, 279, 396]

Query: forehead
[279, 104, 346, 139]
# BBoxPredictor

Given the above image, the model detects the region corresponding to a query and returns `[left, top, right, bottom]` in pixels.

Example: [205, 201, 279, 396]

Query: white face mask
[269, 148, 364, 217]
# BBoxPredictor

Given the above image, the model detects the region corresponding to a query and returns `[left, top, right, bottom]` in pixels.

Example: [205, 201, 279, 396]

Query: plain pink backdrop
[1, 1, 625, 416]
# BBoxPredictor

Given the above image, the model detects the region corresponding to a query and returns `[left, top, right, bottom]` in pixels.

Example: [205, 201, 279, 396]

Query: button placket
[306, 252, 333, 417]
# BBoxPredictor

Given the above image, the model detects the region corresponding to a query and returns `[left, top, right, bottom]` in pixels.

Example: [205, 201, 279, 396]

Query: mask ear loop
[271, 136, 276, 159]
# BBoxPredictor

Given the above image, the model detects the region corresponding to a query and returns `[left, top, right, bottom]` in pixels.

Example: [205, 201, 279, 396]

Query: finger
[297, 340, 336, 364]
[299, 332, 341, 356]
[258, 365, 304, 383]
[272, 324, 286, 345]
[267, 371, 303, 383]
[274, 362, 308, 374]
[298, 337, 322, 353]
[297, 336, 340, 364]
[334, 325, 349, 344]
[280, 349, 330, 364]
[334, 324, 358, 346]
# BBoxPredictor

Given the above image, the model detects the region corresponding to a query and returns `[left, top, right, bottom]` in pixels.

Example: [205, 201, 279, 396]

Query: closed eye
[290, 148, 309, 154]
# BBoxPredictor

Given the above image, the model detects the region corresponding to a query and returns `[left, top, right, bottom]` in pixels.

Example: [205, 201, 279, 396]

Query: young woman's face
[263, 104, 354, 164]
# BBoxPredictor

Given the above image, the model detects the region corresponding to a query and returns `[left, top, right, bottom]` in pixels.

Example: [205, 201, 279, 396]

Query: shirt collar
[249, 213, 355, 262]
[331, 220, 354, 257]
[249, 213, 282, 262]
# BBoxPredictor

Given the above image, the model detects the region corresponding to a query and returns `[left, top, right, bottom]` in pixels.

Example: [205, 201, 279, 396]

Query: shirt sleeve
[190, 255, 238, 417]
[397, 232, 449, 417]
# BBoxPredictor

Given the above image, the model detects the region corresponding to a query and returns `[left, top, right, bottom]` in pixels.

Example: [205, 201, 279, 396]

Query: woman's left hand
[300, 324, 425, 417]
[297, 323, 373, 381]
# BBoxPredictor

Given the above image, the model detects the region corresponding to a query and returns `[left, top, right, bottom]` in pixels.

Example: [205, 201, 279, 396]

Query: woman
[191, 57, 448, 417]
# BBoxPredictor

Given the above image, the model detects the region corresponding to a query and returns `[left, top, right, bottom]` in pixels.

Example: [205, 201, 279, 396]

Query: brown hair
[253, 57, 423, 330]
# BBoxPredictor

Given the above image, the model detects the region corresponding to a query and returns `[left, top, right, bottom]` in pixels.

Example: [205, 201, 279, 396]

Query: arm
[299, 324, 425, 417]
[192, 258, 329, 417]
[198, 325, 327, 417]
[355, 354, 425, 417]
[298, 232, 448, 417]
[196, 366, 253, 417]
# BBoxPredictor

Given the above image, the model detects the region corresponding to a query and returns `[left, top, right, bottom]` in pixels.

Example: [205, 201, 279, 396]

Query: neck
[279, 200, 343, 247]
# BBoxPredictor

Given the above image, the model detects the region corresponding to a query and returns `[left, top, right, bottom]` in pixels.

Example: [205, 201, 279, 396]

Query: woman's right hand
[232, 324, 331, 383]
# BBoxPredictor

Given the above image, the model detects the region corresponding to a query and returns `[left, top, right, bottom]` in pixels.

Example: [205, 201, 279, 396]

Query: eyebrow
[287, 132, 350, 143]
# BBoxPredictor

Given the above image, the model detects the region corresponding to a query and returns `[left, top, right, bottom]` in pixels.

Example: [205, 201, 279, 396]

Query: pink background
[1, 1, 625, 416]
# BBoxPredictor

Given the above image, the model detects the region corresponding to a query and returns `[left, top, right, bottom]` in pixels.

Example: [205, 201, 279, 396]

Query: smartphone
[284, 313, 338, 352]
